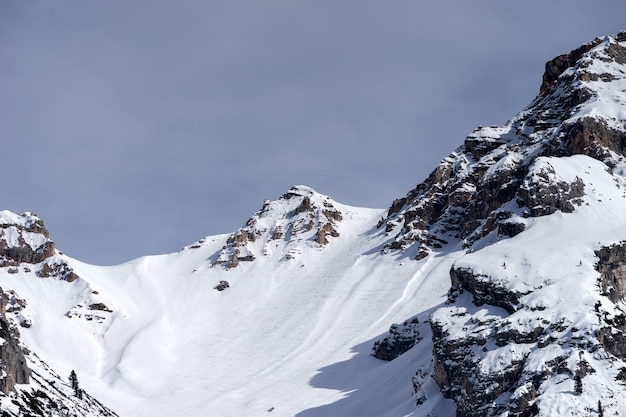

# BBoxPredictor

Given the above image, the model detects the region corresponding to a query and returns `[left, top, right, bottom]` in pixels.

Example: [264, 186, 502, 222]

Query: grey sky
[2, 1, 625, 265]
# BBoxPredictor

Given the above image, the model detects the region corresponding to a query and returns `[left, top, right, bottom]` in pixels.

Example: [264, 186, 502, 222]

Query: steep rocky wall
[595, 242, 626, 304]
[449, 266, 526, 314]
[0, 288, 30, 394]
[594, 242, 626, 360]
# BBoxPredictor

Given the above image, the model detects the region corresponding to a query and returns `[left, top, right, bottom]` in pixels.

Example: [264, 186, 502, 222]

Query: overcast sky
[2, 1, 625, 265]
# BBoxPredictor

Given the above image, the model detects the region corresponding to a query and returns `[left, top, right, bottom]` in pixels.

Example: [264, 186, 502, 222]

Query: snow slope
[0, 193, 458, 416]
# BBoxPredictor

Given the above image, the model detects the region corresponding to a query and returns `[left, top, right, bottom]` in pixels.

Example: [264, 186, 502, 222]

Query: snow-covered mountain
[2, 32, 626, 416]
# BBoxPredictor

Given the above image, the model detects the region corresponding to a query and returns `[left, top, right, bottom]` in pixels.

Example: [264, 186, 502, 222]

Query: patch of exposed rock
[38, 259, 79, 282]
[214, 280, 230, 291]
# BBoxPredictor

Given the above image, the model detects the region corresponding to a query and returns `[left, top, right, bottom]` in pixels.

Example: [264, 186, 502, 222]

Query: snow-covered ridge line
[2, 32, 626, 417]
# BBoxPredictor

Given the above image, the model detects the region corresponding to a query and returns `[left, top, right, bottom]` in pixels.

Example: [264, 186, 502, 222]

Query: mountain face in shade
[1, 32, 626, 417]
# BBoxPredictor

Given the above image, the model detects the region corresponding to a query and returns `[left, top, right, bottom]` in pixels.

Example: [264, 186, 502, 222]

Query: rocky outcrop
[0, 285, 117, 415]
[0, 211, 80, 283]
[517, 165, 585, 217]
[214, 186, 344, 268]
[38, 259, 79, 282]
[372, 316, 422, 361]
[540, 37, 603, 94]
[449, 266, 527, 314]
[214, 280, 230, 291]
[0, 212, 55, 266]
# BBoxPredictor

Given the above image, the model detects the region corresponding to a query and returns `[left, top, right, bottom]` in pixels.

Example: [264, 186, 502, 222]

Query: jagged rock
[315, 222, 339, 245]
[431, 301, 549, 417]
[431, 305, 531, 417]
[450, 266, 527, 313]
[517, 162, 585, 217]
[0, 318, 30, 394]
[372, 316, 421, 361]
[89, 303, 112, 312]
[540, 37, 603, 94]
[214, 186, 344, 268]
[0, 211, 56, 266]
[593, 242, 626, 360]
[38, 260, 79, 282]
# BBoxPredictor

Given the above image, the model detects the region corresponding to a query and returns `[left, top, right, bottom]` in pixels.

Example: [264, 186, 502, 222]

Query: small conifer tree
[69, 370, 81, 397]
[574, 373, 583, 395]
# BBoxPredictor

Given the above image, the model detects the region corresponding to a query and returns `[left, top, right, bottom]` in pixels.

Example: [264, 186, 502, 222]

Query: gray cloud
[2, 1, 625, 264]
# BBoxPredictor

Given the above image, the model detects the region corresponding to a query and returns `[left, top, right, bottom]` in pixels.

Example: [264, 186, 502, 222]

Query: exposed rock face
[449, 266, 527, 314]
[540, 37, 603, 94]
[595, 242, 626, 304]
[594, 242, 626, 360]
[0, 288, 30, 395]
[379, 33, 626, 259]
[214, 186, 344, 268]
[516, 159, 586, 217]
[428, 236, 626, 417]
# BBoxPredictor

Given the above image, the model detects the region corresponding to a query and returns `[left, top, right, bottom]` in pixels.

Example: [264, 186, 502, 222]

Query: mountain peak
[380, 32, 626, 260]
[213, 185, 345, 268]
